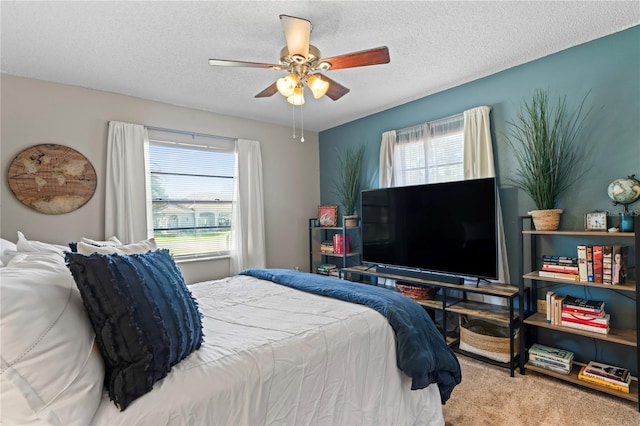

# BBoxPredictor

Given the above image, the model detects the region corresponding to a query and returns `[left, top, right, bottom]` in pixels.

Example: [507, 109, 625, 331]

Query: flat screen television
[361, 177, 497, 282]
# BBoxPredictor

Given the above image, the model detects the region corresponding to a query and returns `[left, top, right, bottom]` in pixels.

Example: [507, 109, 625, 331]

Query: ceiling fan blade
[209, 59, 282, 69]
[318, 46, 390, 70]
[280, 14, 311, 59]
[255, 82, 279, 98]
[316, 73, 350, 101]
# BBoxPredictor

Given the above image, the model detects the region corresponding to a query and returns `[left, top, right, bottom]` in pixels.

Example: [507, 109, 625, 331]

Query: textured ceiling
[1, 1, 638, 132]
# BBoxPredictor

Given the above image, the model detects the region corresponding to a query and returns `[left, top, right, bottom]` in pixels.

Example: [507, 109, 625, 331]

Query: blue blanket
[240, 268, 461, 403]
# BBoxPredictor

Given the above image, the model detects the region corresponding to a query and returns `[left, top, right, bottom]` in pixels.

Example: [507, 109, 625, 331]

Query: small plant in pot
[334, 144, 365, 227]
[505, 88, 591, 230]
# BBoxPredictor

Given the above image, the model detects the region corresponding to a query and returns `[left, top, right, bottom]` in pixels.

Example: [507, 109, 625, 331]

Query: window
[146, 130, 236, 259]
[394, 114, 464, 186]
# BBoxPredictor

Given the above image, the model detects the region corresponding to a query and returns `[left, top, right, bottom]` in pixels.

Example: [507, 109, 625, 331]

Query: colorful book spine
[592, 245, 603, 283]
[578, 367, 629, 393]
[582, 368, 631, 386]
[562, 295, 605, 312]
[538, 270, 580, 281]
[546, 291, 555, 323]
[602, 245, 613, 285]
[612, 245, 628, 284]
[561, 320, 609, 335]
[528, 343, 574, 364]
[561, 312, 610, 327]
[529, 355, 572, 370]
[577, 245, 588, 282]
[584, 361, 630, 383]
[529, 360, 571, 375]
[586, 245, 594, 282]
[561, 306, 605, 318]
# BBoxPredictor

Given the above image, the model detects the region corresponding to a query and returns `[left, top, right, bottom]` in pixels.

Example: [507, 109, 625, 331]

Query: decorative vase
[620, 214, 634, 232]
[528, 209, 563, 231]
[343, 215, 359, 227]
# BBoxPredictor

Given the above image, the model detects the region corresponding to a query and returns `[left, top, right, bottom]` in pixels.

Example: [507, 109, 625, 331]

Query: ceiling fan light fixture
[306, 74, 330, 99]
[287, 86, 305, 105]
[276, 73, 299, 97]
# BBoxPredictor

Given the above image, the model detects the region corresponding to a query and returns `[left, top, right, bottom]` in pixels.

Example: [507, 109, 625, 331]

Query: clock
[584, 211, 608, 231]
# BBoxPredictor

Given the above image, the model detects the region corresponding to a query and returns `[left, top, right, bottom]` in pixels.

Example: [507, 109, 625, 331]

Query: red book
[561, 312, 609, 328]
[562, 306, 604, 318]
[333, 234, 350, 255]
[593, 245, 603, 283]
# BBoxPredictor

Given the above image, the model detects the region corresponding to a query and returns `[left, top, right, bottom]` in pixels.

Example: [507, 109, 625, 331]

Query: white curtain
[230, 139, 266, 275]
[378, 130, 397, 188]
[105, 121, 150, 244]
[463, 106, 511, 285]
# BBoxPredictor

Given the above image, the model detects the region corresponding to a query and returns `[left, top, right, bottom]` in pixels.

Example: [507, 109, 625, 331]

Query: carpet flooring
[442, 354, 640, 426]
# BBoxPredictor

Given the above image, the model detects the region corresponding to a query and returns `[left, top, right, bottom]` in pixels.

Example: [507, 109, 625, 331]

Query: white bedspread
[90, 274, 444, 425]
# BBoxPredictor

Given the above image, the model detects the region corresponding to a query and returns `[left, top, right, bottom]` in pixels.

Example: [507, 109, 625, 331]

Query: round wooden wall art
[7, 144, 97, 214]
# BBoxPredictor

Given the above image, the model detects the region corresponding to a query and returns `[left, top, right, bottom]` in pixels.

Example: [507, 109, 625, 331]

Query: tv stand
[340, 264, 521, 377]
[376, 265, 464, 285]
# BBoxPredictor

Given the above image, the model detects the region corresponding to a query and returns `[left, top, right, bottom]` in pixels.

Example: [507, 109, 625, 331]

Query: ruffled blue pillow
[65, 249, 203, 410]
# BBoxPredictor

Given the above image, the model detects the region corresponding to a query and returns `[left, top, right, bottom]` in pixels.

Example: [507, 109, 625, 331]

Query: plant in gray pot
[505, 88, 591, 230]
[334, 144, 365, 227]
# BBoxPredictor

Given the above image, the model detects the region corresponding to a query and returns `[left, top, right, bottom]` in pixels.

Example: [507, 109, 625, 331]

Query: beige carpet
[442, 354, 640, 426]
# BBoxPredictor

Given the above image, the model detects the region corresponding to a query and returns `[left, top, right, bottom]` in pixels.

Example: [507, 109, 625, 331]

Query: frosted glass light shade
[287, 87, 305, 105]
[307, 74, 329, 99]
[277, 73, 299, 97]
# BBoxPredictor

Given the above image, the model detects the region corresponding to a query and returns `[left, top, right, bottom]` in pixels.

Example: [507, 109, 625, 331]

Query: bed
[1, 234, 461, 425]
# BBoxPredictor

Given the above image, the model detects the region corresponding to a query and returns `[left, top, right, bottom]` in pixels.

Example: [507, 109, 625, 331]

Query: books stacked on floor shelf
[578, 361, 631, 393]
[316, 264, 339, 276]
[561, 295, 609, 334]
[528, 343, 573, 375]
[539, 255, 579, 280]
[320, 241, 334, 254]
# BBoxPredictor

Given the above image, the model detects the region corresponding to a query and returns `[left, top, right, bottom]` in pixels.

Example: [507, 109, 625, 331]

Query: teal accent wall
[319, 26, 639, 372]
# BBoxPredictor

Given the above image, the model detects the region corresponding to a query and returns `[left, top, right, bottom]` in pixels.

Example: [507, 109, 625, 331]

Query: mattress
[89, 274, 445, 425]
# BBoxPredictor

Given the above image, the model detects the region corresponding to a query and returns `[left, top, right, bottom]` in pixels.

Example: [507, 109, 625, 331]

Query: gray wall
[1, 74, 320, 283]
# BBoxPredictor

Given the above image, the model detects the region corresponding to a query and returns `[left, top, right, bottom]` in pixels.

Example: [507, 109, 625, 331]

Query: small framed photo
[318, 205, 338, 227]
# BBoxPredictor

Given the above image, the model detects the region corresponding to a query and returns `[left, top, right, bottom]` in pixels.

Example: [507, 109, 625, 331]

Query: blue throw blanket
[240, 268, 461, 403]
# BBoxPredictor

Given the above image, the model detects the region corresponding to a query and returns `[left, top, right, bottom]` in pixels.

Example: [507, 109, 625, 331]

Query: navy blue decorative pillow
[65, 249, 203, 410]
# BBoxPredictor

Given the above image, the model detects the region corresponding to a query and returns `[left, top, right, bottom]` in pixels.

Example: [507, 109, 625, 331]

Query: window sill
[174, 254, 231, 264]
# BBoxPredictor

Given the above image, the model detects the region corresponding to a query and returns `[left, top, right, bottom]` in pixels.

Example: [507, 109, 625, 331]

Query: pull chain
[300, 103, 304, 143]
[291, 102, 297, 139]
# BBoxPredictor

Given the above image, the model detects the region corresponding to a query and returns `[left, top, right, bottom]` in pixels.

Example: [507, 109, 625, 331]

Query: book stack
[578, 361, 631, 393]
[320, 241, 334, 254]
[316, 263, 338, 276]
[333, 233, 351, 255]
[528, 343, 573, 375]
[577, 245, 628, 284]
[539, 255, 579, 280]
[561, 295, 609, 334]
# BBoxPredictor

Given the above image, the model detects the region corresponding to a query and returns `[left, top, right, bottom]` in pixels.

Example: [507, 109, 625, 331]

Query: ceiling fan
[208, 14, 390, 104]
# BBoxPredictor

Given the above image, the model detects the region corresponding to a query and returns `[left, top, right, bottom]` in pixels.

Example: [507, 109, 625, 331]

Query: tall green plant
[506, 88, 591, 210]
[334, 144, 365, 216]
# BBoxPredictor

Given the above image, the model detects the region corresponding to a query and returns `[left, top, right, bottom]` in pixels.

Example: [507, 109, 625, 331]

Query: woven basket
[528, 209, 563, 231]
[396, 283, 438, 300]
[459, 317, 519, 363]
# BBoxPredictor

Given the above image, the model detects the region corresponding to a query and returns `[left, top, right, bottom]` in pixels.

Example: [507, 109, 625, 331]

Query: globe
[607, 176, 640, 205]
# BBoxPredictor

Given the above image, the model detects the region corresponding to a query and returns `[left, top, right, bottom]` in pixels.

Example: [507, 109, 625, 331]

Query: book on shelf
[541, 264, 579, 273]
[577, 245, 588, 281]
[529, 354, 572, 371]
[612, 245, 628, 285]
[538, 270, 580, 281]
[578, 366, 630, 393]
[561, 306, 605, 318]
[528, 343, 574, 364]
[546, 291, 555, 323]
[542, 255, 578, 265]
[562, 295, 605, 313]
[602, 245, 613, 285]
[586, 245, 594, 282]
[332, 234, 351, 255]
[593, 245, 603, 283]
[584, 361, 630, 384]
[561, 319, 610, 334]
[561, 312, 610, 327]
[317, 263, 337, 271]
[529, 360, 571, 375]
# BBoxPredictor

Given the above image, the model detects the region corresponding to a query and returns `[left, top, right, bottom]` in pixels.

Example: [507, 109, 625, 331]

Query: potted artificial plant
[334, 144, 365, 227]
[506, 88, 591, 230]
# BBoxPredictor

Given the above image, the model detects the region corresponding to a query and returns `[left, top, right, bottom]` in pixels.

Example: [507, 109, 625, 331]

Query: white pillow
[80, 236, 122, 247]
[1, 238, 18, 267]
[15, 231, 67, 255]
[76, 238, 157, 255]
[0, 252, 104, 425]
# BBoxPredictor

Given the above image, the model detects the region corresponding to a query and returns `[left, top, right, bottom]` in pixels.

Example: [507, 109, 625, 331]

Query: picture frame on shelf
[318, 205, 338, 227]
